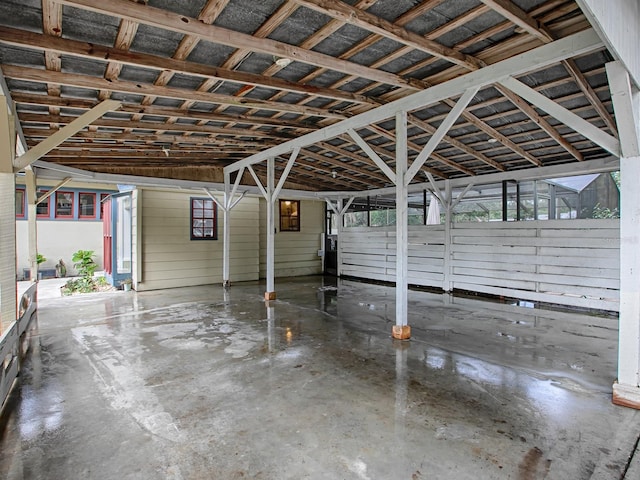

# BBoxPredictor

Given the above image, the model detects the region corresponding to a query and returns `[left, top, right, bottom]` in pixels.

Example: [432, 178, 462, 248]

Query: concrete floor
[1, 276, 639, 479]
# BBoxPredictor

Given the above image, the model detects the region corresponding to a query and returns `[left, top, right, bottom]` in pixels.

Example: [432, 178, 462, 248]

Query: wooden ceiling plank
[479, 0, 617, 135]
[42, 0, 62, 117]
[2, 65, 347, 119]
[57, 0, 421, 90]
[293, 0, 484, 70]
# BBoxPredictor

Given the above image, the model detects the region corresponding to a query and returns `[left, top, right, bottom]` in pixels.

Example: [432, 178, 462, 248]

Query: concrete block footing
[613, 381, 640, 409]
[392, 325, 411, 340]
[264, 291, 276, 301]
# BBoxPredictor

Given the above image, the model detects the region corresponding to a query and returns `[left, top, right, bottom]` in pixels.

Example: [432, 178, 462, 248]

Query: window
[36, 190, 50, 218]
[190, 198, 217, 240]
[79, 192, 96, 218]
[55, 191, 74, 218]
[15, 189, 25, 218]
[279, 200, 300, 232]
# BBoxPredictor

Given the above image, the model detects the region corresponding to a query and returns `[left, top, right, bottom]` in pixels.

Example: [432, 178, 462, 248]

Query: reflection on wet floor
[1, 276, 638, 479]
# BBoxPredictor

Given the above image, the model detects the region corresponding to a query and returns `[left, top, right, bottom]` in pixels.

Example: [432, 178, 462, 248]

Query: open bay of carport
[1, 276, 638, 479]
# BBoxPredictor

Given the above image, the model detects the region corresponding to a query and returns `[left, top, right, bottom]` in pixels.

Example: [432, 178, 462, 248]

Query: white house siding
[136, 189, 259, 291]
[341, 219, 620, 311]
[16, 220, 104, 278]
[259, 199, 324, 279]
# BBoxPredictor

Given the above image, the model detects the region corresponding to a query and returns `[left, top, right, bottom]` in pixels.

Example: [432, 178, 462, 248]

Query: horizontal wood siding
[341, 225, 445, 287]
[137, 189, 259, 291]
[259, 199, 323, 278]
[340, 220, 620, 311]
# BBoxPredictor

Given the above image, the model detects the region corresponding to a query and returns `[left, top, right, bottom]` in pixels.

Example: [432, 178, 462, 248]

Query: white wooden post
[25, 166, 38, 282]
[222, 172, 231, 288]
[336, 199, 344, 277]
[393, 110, 410, 339]
[607, 61, 640, 408]
[0, 95, 16, 332]
[265, 157, 276, 300]
[443, 180, 453, 292]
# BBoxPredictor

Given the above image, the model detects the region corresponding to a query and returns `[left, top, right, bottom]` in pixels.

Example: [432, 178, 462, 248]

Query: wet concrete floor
[1, 275, 639, 479]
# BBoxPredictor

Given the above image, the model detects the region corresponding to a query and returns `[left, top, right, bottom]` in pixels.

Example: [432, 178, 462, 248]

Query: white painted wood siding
[137, 189, 259, 291]
[259, 199, 324, 278]
[341, 220, 620, 311]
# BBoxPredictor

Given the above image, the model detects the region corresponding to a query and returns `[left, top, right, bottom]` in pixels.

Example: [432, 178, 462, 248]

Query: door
[103, 192, 132, 286]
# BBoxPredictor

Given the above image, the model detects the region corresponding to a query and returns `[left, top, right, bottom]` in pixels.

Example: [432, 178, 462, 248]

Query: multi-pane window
[15, 189, 25, 218]
[36, 190, 49, 217]
[55, 191, 74, 218]
[79, 192, 96, 218]
[279, 200, 300, 232]
[190, 198, 217, 240]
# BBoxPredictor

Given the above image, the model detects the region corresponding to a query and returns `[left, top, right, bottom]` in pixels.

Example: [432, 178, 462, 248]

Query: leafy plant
[36, 253, 46, 265]
[72, 250, 98, 279]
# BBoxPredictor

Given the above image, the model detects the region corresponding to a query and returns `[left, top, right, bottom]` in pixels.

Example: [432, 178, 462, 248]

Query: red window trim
[55, 191, 75, 219]
[78, 192, 97, 219]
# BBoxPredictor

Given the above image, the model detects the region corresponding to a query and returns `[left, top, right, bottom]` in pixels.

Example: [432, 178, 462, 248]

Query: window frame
[55, 191, 75, 219]
[279, 199, 300, 232]
[36, 189, 50, 218]
[15, 188, 25, 218]
[78, 192, 97, 219]
[190, 197, 218, 240]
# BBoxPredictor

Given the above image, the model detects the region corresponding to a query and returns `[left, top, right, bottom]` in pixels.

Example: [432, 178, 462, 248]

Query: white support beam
[248, 165, 268, 199]
[25, 167, 38, 282]
[576, 0, 640, 89]
[608, 59, 640, 408]
[204, 188, 226, 211]
[392, 110, 410, 340]
[229, 167, 245, 207]
[265, 157, 276, 300]
[325, 198, 340, 216]
[347, 129, 396, 184]
[443, 181, 453, 292]
[499, 76, 620, 157]
[615, 154, 640, 409]
[228, 192, 246, 211]
[607, 61, 640, 158]
[14, 99, 121, 171]
[450, 182, 475, 211]
[425, 172, 446, 207]
[224, 29, 603, 175]
[273, 148, 299, 201]
[222, 173, 231, 288]
[406, 87, 479, 184]
[35, 177, 72, 206]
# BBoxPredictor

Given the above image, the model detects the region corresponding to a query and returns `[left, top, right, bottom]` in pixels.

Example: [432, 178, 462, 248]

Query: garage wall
[136, 189, 260, 291]
[259, 199, 324, 278]
[16, 221, 104, 279]
[341, 219, 620, 311]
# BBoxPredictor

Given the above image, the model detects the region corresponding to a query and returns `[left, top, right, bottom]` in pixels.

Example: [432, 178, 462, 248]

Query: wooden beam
[500, 76, 620, 157]
[293, 0, 484, 70]
[606, 61, 640, 158]
[57, 0, 425, 90]
[2, 65, 345, 119]
[14, 99, 121, 170]
[347, 128, 396, 183]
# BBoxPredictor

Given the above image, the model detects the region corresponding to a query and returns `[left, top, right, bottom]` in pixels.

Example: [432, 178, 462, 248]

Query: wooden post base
[613, 381, 640, 409]
[264, 291, 276, 301]
[222, 280, 230, 288]
[392, 325, 411, 340]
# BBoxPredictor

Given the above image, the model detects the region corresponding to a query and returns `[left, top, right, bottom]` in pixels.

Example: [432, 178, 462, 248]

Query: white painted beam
[607, 61, 640, 158]
[394, 111, 409, 336]
[272, 148, 299, 201]
[265, 157, 276, 299]
[576, 0, 640, 89]
[347, 129, 396, 184]
[499, 76, 620, 156]
[36, 177, 72, 206]
[25, 167, 38, 282]
[0, 67, 27, 155]
[406, 87, 479, 184]
[14, 99, 121, 171]
[224, 29, 603, 175]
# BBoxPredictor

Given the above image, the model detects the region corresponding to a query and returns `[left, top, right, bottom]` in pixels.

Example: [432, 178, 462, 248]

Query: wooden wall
[259, 199, 324, 279]
[136, 189, 259, 291]
[341, 219, 620, 311]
